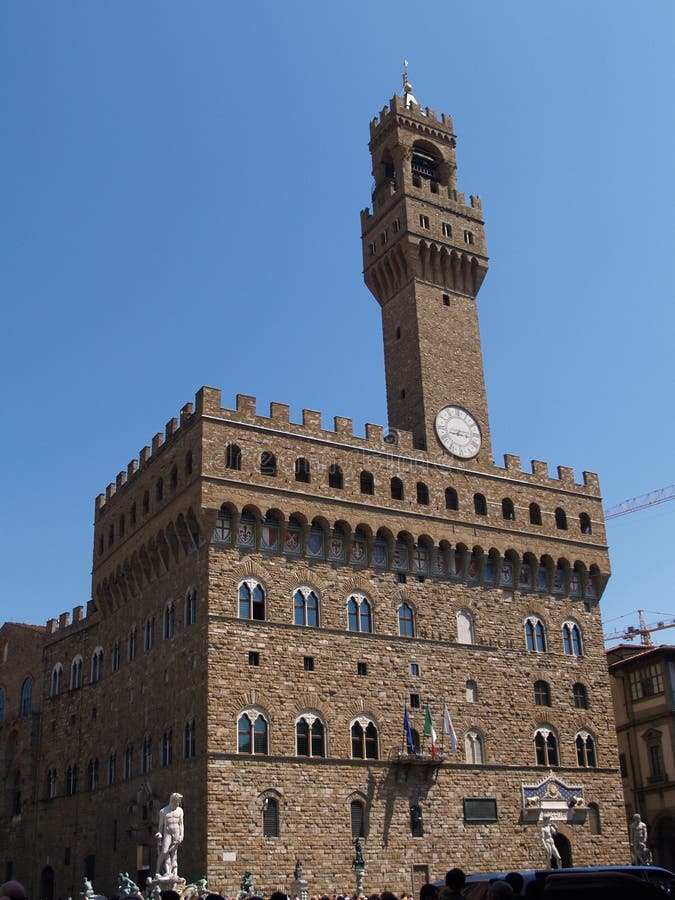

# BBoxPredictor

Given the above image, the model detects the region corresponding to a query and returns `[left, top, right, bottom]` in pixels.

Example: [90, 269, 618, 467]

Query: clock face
[435, 405, 482, 458]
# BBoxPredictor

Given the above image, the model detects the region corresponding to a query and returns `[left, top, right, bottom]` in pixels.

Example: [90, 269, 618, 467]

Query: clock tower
[361, 76, 492, 463]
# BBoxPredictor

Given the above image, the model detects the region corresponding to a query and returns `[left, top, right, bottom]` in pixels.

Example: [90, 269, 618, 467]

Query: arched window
[141, 736, 152, 773]
[391, 477, 404, 500]
[185, 588, 197, 626]
[474, 493, 487, 516]
[410, 803, 424, 837]
[466, 679, 478, 702]
[457, 609, 475, 644]
[70, 656, 83, 690]
[128, 627, 137, 661]
[562, 621, 583, 656]
[260, 451, 277, 476]
[143, 616, 155, 651]
[360, 471, 374, 495]
[465, 729, 485, 764]
[576, 731, 597, 767]
[534, 728, 559, 766]
[163, 601, 175, 639]
[87, 758, 99, 791]
[239, 578, 266, 621]
[238, 710, 269, 755]
[579, 512, 592, 535]
[262, 796, 279, 837]
[351, 717, 378, 760]
[445, 487, 459, 511]
[295, 714, 326, 757]
[294, 457, 310, 483]
[66, 764, 78, 796]
[46, 768, 57, 799]
[124, 745, 133, 780]
[525, 617, 547, 652]
[347, 593, 372, 633]
[328, 463, 343, 489]
[112, 640, 120, 671]
[293, 588, 319, 627]
[184, 719, 196, 758]
[350, 798, 366, 838]
[50, 664, 63, 698]
[398, 602, 414, 637]
[534, 680, 551, 707]
[573, 682, 589, 709]
[90, 648, 104, 683]
[107, 751, 116, 785]
[416, 482, 429, 505]
[226, 444, 242, 470]
[555, 507, 568, 530]
[529, 502, 542, 525]
[162, 729, 173, 766]
[588, 802, 601, 835]
[502, 498, 515, 520]
[19, 677, 33, 716]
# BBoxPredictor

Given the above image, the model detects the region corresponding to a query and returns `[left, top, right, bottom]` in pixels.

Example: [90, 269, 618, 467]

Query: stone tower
[361, 85, 491, 461]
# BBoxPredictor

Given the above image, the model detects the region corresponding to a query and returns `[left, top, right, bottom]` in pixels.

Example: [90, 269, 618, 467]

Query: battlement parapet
[369, 94, 454, 140]
[360, 180, 483, 231]
[45, 601, 98, 641]
[95, 386, 602, 518]
[95, 401, 197, 514]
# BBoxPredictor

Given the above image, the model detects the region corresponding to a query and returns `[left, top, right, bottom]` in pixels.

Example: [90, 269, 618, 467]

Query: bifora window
[239, 579, 265, 621]
[351, 718, 378, 759]
[294, 588, 319, 627]
[348, 593, 373, 633]
[562, 621, 583, 656]
[525, 617, 546, 652]
[238, 710, 269, 755]
[535, 728, 559, 766]
[296, 714, 326, 757]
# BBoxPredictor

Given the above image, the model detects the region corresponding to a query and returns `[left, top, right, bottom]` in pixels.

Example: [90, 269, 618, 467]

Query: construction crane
[604, 610, 675, 646]
[604, 484, 675, 520]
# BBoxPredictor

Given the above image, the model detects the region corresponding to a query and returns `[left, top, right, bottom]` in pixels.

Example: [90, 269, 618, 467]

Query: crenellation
[58, 612, 70, 629]
[46, 618, 57, 634]
[95, 493, 105, 513]
[72, 605, 84, 623]
[270, 402, 290, 423]
[333, 415, 353, 437]
[165, 416, 178, 439]
[366, 422, 384, 441]
[127, 458, 138, 478]
[116, 471, 126, 490]
[557, 465, 575, 485]
[151, 431, 164, 453]
[105, 482, 115, 500]
[531, 460, 549, 478]
[139, 445, 150, 465]
[583, 471, 600, 490]
[236, 393, 256, 420]
[180, 401, 193, 425]
[302, 408, 322, 431]
[504, 453, 522, 472]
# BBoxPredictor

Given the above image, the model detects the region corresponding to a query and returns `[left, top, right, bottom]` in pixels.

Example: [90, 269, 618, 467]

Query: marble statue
[541, 816, 562, 867]
[119, 873, 140, 896]
[630, 813, 652, 865]
[155, 793, 184, 878]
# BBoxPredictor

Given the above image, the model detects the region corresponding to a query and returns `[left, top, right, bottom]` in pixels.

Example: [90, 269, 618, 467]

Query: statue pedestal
[353, 864, 365, 899]
[147, 875, 187, 896]
[290, 879, 308, 900]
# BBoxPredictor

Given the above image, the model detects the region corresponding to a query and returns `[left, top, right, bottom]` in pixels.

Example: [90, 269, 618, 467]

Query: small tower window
[464, 230, 475, 245]
[360, 471, 374, 495]
[260, 451, 277, 477]
[474, 493, 487, 516]
[442, 293, 450, 306]
[380, 230, 388, 245]
[416, 482, 429, 505]
[391, 477, 404, 500]
[579, 512, 592, 535]
[294, 457, 311, 483]
[395, 325, 401, 339]
[502, 498, 515, 520]
[445, 487, 459, 510]
[555, 507, 568, 530]
[529, 502, 542, 525]
[328, 464, 343, 489]
[419, 215, 430, 229]
[442, 222, 452, 237]
[226, 444, 242, 470]
[392, 218, 400, 233]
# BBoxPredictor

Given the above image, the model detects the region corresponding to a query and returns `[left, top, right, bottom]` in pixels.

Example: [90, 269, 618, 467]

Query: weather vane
[401, 58, 418, 108]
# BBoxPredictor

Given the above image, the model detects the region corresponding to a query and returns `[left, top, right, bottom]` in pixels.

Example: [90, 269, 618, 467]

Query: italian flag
[424, 704, 437, 759]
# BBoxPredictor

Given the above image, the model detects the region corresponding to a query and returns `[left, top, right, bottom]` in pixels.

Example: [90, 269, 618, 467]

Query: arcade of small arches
[214, 503, 604, 601]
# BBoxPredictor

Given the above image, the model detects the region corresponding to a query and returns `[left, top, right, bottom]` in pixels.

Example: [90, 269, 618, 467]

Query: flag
[423, 704, 437, 759]
[403, 705, 415, 754]
[443, 704, 458, 755]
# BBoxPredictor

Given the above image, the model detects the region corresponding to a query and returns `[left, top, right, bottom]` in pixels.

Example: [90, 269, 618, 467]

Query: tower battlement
[369, 94, 455, 141]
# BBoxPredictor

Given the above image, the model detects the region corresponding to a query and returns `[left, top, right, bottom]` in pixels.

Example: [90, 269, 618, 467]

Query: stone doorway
[553, 831, 572, 868]
[40, 865, 55, 900]
[411, 864, 429, 898]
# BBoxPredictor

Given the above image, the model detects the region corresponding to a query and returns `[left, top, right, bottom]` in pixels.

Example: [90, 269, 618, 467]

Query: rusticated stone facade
[1, 87, 629, 899]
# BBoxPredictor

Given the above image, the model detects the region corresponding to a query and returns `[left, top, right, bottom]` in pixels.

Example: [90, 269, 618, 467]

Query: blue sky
[1, 1, 673, 643]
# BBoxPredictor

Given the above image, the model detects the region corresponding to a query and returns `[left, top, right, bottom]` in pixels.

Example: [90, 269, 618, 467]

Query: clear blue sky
[1, 1, 673, 643]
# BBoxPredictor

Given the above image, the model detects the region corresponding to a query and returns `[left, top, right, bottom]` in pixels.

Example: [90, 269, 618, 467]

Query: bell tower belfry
[361, 76, 492, 464]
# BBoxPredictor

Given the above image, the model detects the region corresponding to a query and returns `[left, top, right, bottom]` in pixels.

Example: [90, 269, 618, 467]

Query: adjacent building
[1, 82, 629, 898]
[608, 643, 675, 870]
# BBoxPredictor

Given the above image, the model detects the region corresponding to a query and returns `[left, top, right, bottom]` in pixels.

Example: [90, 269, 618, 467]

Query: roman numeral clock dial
[435, 405, 482, 459]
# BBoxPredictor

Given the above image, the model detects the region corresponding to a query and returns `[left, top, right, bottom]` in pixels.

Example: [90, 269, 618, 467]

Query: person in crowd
[0, 883, 27, 900]
[443, 869, 466, 900]
[503, 873, 524, 896]
[487, 883, 513, 899]
[419, 884, 438, 900]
